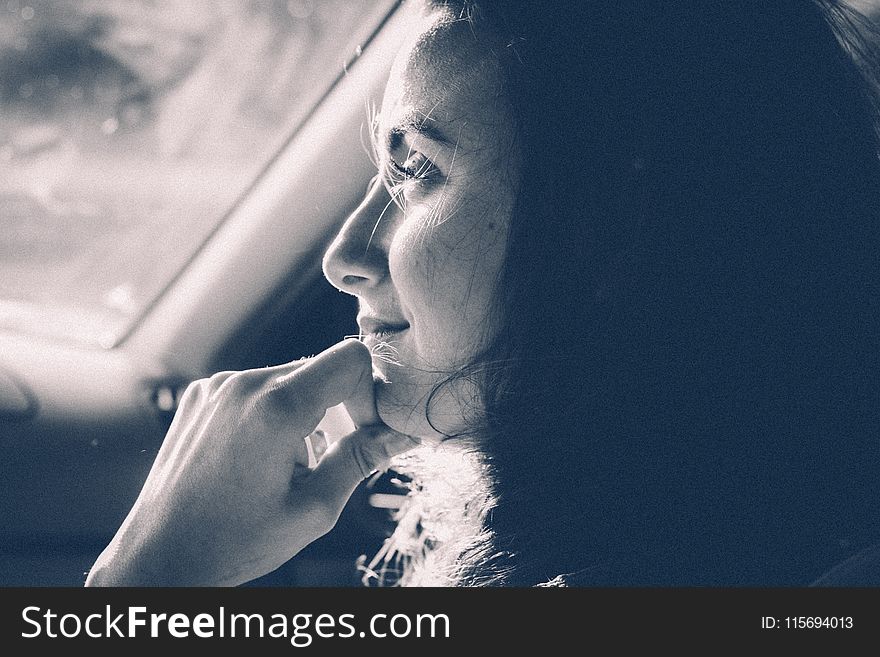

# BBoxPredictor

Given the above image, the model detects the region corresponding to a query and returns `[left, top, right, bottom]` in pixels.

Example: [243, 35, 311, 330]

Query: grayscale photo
[2, 0, 880, 593]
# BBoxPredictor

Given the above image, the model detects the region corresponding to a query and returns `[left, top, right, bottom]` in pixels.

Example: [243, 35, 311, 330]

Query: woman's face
[322, 8, 519, 441]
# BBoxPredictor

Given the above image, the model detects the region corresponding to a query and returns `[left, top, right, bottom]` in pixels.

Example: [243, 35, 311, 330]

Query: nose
[322, 178, 396, 295]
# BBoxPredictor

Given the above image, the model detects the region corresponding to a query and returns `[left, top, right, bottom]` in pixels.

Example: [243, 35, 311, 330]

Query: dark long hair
[375, 0, 880, 586]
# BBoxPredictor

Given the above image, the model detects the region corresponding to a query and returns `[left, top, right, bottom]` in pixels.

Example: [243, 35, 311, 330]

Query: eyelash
[385, 152, 439, 187]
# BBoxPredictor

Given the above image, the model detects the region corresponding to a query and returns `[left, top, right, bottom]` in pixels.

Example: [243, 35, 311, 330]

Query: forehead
[380, 9, 505, 138]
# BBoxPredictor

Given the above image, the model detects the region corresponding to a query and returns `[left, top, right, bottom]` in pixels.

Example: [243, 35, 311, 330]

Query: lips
[358, 316, 410, 338]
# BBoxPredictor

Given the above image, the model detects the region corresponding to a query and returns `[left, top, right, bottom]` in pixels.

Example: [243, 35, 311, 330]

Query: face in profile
[322, 6, 520, 441]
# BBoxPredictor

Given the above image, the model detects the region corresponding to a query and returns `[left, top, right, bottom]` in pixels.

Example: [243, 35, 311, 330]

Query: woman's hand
[84, 339, 417, 586]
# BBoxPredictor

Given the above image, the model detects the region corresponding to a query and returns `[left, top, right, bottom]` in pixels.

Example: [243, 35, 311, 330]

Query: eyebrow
[385, 115, 455, 152]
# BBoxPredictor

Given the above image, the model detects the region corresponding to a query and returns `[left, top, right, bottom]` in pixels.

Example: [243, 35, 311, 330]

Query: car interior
[5, 0, 880, 590]
[0, 0, 418, 586]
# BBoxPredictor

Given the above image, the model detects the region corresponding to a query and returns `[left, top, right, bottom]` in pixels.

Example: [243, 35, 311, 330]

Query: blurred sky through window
[0, 0, 389, 346]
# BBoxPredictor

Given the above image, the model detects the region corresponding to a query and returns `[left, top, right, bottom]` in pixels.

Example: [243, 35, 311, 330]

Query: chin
[373, 377, 441, 442]
[372, 366, 480, 444]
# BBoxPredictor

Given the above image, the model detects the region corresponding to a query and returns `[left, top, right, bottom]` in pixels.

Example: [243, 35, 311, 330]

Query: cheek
[388, 202, 508, 362]
[387, 218, 447, 356]
[387, 215, 433, 312]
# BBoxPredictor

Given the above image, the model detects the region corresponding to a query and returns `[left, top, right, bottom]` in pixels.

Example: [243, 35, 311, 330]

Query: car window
[0, 0, 394, 347]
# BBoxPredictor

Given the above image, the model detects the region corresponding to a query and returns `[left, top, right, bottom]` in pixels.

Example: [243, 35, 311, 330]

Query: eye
[386, 150, 439, 184]
[382, 150, 441, 209]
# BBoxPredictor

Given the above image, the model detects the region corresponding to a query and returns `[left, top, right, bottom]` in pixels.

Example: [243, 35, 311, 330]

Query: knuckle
[224, 371, 255, 393]
[178, 378, 208, 406]
[207, 370, 235, 388]
[208, 370, 258, 403]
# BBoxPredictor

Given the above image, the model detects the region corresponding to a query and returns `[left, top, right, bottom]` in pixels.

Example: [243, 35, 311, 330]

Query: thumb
[308, 424, 419, 505]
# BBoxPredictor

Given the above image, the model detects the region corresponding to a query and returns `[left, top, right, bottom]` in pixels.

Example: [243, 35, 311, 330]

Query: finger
[230, 354, 316, 385]
[308, 425, 419, 504]
[266, 339, 380, 428]
[196, 343, 347, 398]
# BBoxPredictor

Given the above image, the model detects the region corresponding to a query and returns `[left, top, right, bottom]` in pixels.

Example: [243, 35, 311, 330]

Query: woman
[86, 0, 880, 586]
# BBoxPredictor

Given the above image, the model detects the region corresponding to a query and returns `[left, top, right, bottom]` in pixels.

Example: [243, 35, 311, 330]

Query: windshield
[0, 0, 393, 347]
